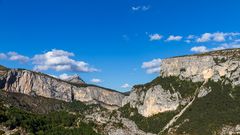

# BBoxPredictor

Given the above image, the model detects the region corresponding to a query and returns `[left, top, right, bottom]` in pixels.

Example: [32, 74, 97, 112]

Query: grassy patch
[119, 103, 178, 134]
[175, 80, 240, 135]
[134, 76, 202, 98]
[0, 102, 100, 135]
[0, 65, 8, 71]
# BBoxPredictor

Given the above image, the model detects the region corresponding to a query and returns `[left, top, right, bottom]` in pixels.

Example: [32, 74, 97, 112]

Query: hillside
[2, 48, 240, 134]
[0, 68, 125, 108]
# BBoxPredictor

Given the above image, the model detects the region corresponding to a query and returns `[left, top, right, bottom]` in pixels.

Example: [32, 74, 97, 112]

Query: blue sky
[1, 0, 240, 92]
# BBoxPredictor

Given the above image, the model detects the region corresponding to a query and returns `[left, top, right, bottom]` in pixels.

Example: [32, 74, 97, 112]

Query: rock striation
[123, 48, 240, 117]
[0, 69, 125, 107]
[122, 85, 181, 117]
[161, 49, 240, 85]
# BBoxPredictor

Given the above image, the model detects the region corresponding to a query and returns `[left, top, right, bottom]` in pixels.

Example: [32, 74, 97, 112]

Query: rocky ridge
[2, 48, 240, 135]
[0, 69, 125, 108]
[123, 48, 240, 117]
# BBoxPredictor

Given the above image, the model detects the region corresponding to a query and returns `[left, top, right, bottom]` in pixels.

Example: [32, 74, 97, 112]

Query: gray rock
[64, 75, 85, 84]
[161, 54, 240, 85]
[123, 85, 180, 117]
[0, 69, 125, 107]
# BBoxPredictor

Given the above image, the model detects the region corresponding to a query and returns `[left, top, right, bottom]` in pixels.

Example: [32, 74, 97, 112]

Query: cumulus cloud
[121, 83, 131, 88]
[142, 58, 162, 74]
[149, 34, 162, 41]
[196, 32, 240, 42]
[8, 52, 30, 63]
[132, 5, 150, 11]
[0, 53, 7, 59]
[32, 49, 98, 72]
[190, 46, 209, 53]
[166, 35, 182, 41]
[58, 73, 78, 80]
[196, 33, 212, 42]
[212, 43, 240, 51]
[91, 78, 102, 83]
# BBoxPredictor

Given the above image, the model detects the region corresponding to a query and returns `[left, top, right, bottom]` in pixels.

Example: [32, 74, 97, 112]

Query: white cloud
[132, 6, 141, 11]
[196, 32, 240, 42]
[58, 73, 78, 80]
[213, 32, 225, 42]
[121, 83, 131, 88]
[0, 53, 7, 59]
[196, 33, 212, 42]
[190, 41, 240, 53]
[7, 52, 30, 63]
[91, 78, 102, 83]
[190, 46, 208, 53]
[212, 46, 226, 51]
[32, 49, 98, 72]
[149, 34, 162, 41]
[142, 58, 162, 74]
[212, 43, 240, 51]
[166, 35, 182, 41]
[132, 5, 150, 11]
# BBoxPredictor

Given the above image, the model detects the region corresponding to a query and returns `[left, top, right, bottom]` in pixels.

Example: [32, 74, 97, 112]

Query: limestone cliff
[161, 48, 240, 84]
[123, 48, 240, 117]
[0, 69, 125, 107]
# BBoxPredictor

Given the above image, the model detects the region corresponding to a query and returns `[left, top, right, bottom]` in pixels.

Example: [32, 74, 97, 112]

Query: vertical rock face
[0, 69, 125, 107]
[161, 49, 240, 85]
[122, 85, 181, 117]
[124, 49, 240, 117]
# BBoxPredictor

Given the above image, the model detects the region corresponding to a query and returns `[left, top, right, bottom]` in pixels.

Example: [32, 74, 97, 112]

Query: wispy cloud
[91, 78, 102, 83]
[149, 33, 162, 41]
[196, 32, 240, 42]
[142, 58, 162, 74]
[132, 5, 150, 11]
[59, 73, 78, 80]
[190, 41, 240, 53]
[121, 83, 131, 88]
[8, 52, 30, 63]
[0, 53, 7, 59]
[166, 35, 182, 41]
[190, 46, 209, 53]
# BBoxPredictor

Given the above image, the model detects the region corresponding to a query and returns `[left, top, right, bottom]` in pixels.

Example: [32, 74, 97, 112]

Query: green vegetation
[0, 102, 100, 135]
[213, 57, 228, 65]
[170, 48, 240, 59]
[174, 80, 240, 135]
[134, 76, 202, 98]
[0, 130, 4, 135]
[119, 103, 178, 134]
[0, 65, 8, 71]
[0, 91, 101, 135]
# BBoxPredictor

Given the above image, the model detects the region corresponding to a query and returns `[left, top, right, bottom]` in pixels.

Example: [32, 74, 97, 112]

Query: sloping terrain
[2, 48, 240, 135]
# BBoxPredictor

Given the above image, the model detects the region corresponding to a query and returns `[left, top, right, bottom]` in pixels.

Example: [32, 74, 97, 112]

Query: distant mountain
[64, 74, 86, 85]
[2, 48, 240, 135]
[0, 68, 125, 108]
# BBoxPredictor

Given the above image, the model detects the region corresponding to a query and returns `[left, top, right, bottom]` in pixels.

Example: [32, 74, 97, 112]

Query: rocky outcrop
[123, 85, 181, 117]
[124, 49, 240, 117]
[220, 125, 240, 135]
[0, 69, 125, 107]
[161, 49, 240, 85]
[64, 75, 85, 84]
